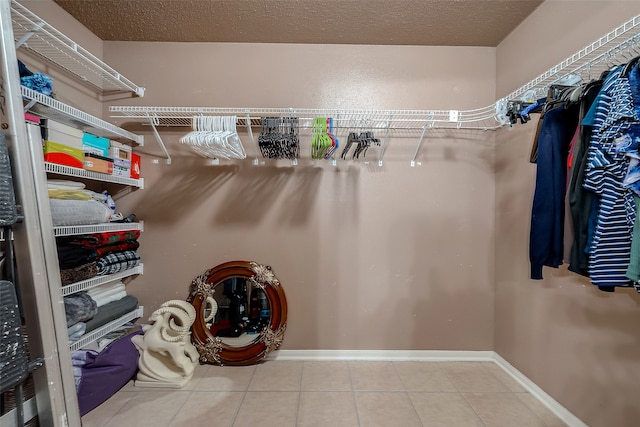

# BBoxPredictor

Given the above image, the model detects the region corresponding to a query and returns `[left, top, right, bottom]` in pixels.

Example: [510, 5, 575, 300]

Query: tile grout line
[459, 391, 489, 427]
[229, 365, 257, 426]
[165, 389, 194, 426]
[391, 361, 426, 427]
[347, 361, 362, 427]
[294, 361, 304, 426]
[438, 362, 489, 427]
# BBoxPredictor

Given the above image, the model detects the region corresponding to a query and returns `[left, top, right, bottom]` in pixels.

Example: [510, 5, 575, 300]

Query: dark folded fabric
[64, 293, 98, 327]
[96, 250, 140, 276]
[58, 230, 141, 247]
[94, 240, 140, 258]
[60, 262, 98, 286]
[84, 295, 139, 333]
[57, 245, 98, 269]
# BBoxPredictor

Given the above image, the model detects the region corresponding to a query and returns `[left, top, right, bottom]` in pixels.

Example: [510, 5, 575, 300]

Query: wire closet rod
[110, 13, 640, 164]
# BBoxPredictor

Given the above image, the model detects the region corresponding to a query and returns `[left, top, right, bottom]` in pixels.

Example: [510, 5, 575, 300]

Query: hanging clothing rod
[109, 13, 640, 164]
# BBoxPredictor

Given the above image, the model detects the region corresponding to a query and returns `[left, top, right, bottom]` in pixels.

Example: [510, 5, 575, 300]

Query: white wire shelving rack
[110, 14, 640, 166]
[23, 86, 144, 145]
[45, 161, 144, 188]
[53, 221, 144, 238]
[61, 264, 144, 297]
[69, 306, 144, 352]
[11, 0, 144, 96]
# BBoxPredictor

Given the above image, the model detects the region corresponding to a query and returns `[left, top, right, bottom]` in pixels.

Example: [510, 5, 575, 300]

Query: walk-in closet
[1, 1, 640, 426]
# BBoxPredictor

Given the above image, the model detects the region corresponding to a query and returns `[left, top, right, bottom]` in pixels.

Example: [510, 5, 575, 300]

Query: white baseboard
[269, 349, 586, 427]
[269, 349, 495, 361]
[491, 353, 588, 427]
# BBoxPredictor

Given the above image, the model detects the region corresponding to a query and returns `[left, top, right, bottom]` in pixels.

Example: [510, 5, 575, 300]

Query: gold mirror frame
[187, 261, 287, 366]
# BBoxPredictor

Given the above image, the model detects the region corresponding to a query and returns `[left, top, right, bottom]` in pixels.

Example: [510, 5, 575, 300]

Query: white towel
[47, 179, 85, 190]
[91, 291, 127, 308]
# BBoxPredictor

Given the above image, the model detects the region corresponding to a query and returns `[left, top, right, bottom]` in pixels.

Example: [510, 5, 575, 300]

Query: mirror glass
[205, 277, 271, 347]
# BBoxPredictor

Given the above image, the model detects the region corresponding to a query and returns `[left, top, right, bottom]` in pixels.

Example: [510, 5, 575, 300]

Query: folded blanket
[96, 251, 140, 276]
[64, 293, 98, 327]
[59, 230, 141, 247]
[95, 240, 140, 258]
[60, 262, 98, 286]
[84, 295, 139, 333]
[49, 199, 112, 226]
[57, 245, 97, 270]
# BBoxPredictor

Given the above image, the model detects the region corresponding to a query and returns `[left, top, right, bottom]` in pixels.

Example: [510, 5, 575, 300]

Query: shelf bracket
[410, 119, 432, 167]
[14, 21, 43, 49]
[145, 113, 172, 164]
[378, 113, 393, 166]
[245, 110, 259, 165]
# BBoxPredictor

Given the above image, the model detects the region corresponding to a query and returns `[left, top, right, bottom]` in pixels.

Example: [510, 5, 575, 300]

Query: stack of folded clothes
[48, 179, 114, 226]
[64, 280, 138, 342]
[58, 230, 141, 285]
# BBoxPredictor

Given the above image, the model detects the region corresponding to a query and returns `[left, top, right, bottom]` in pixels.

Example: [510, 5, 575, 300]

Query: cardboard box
[83, 153, 113, 174]
[130, 152, 141, 179]
[109, 141, 132, 161]
[112, 157, 131, 178]
[25, 112, 40, 124]
[41, 119, 83, 150]
[82, 133, 110, 157]
[43, 140, 84, 169]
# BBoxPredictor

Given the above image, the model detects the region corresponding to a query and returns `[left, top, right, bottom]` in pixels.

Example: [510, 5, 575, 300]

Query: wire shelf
[69, 306, 143, 351]
[53, 221, 144, 237]
[61, 264, 143, 297]
[110, 106, 503, 131]
[23, 86, 143, 145]
[502, 14, 640, 102]
[11, 0, 144, 96]
[45, 162, 143, 188]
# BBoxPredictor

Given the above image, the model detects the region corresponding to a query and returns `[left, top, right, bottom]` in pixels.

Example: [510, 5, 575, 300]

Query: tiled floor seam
[229, 365, 258, 426]
[392, 361, 427, 427]
[346, 361, 362, 427]
[458, 391, 489, 427]
[165, 390, 193, 426]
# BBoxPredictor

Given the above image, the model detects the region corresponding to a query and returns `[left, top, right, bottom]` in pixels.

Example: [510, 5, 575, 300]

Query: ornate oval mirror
[187, 261, 287, 366]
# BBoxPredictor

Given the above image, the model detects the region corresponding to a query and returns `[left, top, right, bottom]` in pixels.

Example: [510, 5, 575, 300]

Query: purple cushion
[77, 331, 142, 416]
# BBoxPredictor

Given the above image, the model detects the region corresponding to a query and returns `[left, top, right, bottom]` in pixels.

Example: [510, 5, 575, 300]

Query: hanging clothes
[582, 65, 639, 291]
[567, 79, 604, 276]
[529, 103, 580, 279]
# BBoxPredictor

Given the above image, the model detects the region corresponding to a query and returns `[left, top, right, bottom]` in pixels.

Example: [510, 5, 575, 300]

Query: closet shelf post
[378, 113, 393, 166]
[146, 113, 172, 164]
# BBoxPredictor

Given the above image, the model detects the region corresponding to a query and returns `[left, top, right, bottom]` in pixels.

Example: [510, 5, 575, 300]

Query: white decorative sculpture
[131, 300, 200, 388]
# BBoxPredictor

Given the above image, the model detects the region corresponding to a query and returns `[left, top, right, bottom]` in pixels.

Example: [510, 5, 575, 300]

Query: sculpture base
[133, 376, 192, 389]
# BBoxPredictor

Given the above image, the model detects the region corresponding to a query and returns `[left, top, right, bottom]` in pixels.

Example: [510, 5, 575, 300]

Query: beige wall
[495, 1, 640, 426]
[102, 42, 497, 350]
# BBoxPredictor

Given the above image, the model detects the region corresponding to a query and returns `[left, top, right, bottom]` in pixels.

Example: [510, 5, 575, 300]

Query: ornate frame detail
[187, 260, 288, 366]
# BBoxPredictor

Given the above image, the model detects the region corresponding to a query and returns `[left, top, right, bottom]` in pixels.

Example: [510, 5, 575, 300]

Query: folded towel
[92, 291, 127, 308]
[47, 179, 85, 190]
[84, 295, 139, 333]
[86, 281, 125, 298]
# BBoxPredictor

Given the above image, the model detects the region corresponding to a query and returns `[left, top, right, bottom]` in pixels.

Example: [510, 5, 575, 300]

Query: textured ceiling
[53, 0, 543, 46]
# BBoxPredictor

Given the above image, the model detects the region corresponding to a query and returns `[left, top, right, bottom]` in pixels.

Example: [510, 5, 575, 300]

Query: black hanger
[621, 54, 640, 78]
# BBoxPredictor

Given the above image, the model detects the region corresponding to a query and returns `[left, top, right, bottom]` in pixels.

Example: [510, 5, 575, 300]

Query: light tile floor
[81, 360, 568, 427]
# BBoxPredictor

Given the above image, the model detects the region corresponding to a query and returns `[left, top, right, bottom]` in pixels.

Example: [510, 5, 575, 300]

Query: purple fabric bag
[77, 331, 142, 416]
